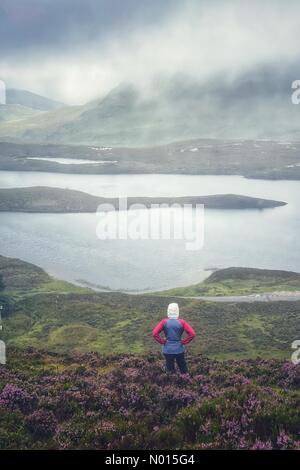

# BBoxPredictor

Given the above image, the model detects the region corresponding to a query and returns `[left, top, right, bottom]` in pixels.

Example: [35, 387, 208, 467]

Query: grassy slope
[1, 256, 300, 360]
[0, 104, 41, 122]
[157, 267, 300, 297]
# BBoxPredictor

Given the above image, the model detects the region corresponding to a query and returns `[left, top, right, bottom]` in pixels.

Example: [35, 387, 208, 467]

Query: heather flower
[159, 386, 198, 410]
[118, 406, 131, 418]
[194, 374, 207, 383]
[251, 439, 273, 450]
[55, 422, 85, 449]
[221, 418, 241, 441]
[96, 420, 116, 433]
[0, 384, 36, 412]
[26, 410, 57, 438]
[199, 419, 212, 434]
[199, 383, 220, 398]
[1, 349, 300, 450]
[279, 362, 300, 389]
[277, 431, 293, 450]
[123, 368, 141, 380]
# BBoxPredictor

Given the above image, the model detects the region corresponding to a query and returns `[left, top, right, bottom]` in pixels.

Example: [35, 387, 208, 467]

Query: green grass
[0, 255, 91, 301]
[157, 267, 300, 297]
[1, 257, 300, 359]
[2, 291, 300, 359]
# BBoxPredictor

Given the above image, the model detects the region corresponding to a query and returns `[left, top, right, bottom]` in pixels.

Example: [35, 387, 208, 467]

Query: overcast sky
[0, 0, 299, 104]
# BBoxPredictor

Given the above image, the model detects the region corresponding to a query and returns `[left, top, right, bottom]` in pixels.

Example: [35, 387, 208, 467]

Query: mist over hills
[1, 0, 300, 147]
[0, 64, 299, 146]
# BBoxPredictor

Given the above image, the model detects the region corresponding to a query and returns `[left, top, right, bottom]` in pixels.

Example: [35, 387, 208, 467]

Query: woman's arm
[152, 319, 167, 344]
[180, 319, 196, 345]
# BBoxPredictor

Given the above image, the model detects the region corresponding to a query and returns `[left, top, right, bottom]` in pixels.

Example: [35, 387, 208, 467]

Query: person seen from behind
[152, 303, 196, 374]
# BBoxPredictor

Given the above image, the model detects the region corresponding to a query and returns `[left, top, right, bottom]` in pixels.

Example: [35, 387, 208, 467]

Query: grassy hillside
[1, 256, 299, 360]
[0, 104, 41, 123]
[0, 89, 64, 124]
[0, 348, 300, 450]
[0, 255, 88, 294]
[158, 267, 300, 297]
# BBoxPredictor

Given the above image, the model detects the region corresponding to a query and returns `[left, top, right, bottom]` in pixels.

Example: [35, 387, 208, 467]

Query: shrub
[26, 410, 57, 438]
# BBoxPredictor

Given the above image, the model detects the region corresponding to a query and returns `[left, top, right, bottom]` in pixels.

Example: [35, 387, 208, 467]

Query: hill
[0, 187, 287, 213]
[6, 89, 64, 112]
[0, 89, 64, 124]
[0, 256, 300, 359]
[158, 267, 300, 297]
[0, 104, 41, 123]
[1, 66, 300, 146]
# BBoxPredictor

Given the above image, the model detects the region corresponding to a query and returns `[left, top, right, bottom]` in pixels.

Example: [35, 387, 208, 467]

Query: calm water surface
[0, 171, 299, 291]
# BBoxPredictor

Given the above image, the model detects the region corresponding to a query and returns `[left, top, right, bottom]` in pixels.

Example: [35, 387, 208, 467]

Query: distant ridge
[6, 88, 64, 111]
[1, 64, 300, 145]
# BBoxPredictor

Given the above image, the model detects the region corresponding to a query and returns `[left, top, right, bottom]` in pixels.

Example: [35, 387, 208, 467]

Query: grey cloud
[0, 0, 183, 54]
[0, 0, 300, 104]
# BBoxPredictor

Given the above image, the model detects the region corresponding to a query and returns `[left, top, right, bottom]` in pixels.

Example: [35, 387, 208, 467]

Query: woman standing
[152, 303, 196, 374]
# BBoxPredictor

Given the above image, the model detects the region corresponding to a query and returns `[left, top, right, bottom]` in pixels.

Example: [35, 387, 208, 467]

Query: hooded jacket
[152, 318, 196, 354]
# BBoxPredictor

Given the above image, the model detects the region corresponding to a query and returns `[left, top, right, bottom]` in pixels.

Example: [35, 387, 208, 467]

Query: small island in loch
[0, 187, 287, 213]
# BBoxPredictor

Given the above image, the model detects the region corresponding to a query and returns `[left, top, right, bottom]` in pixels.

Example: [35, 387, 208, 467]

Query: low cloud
[0, 0, 299, 104]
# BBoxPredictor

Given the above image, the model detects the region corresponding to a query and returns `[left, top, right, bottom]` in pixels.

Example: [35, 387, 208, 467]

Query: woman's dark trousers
[164, 353, 188, 374]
